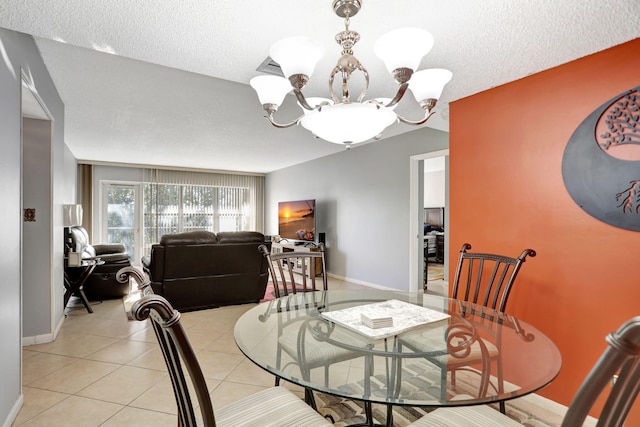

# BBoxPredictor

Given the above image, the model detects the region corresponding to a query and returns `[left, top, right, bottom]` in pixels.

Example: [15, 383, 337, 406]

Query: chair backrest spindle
[259, 244, 327, 298]
[452, 243, 536, 312]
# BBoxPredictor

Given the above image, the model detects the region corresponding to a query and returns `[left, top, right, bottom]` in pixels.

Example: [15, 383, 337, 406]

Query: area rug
[314, 360, 562, 427]
[315, 393, 429, 426]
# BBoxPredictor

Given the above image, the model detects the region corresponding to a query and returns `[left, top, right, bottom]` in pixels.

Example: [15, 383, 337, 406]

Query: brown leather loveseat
[141, 231, 270, 311]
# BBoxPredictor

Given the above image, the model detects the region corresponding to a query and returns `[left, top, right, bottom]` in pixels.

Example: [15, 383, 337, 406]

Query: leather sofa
[66, 226, 132, 299]
[141, 231, 270, 311]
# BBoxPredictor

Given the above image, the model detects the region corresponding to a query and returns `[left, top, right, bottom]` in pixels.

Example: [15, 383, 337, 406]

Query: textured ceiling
[2, 0, 639, 173]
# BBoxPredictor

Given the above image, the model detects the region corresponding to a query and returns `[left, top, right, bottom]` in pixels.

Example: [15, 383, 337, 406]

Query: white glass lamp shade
[63, 204, 83, 227]
[300, 103, 397, 144]
[409, 68, 453, 102]
[374, 28, 434, 73]
[250, 75, 292, 107]
[269, 36, 325, 79]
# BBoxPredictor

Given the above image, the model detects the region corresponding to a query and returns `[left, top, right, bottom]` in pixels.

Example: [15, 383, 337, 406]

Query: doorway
[409, 149, 449, 293]
[21, 73, 56, 344]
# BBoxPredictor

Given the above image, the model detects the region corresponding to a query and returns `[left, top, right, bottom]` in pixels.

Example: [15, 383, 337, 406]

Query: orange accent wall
[449, 38, 640, 421]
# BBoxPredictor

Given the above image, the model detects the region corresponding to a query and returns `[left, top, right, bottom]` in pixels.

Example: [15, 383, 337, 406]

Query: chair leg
[304, 388, 317, 410]
[385, 404, 394, 426]
[364, 401, 374, 427]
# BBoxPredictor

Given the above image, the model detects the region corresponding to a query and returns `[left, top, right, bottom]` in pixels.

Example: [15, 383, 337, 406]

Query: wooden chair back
[259, 243, 328, 298]
[451, 243, 536, 312]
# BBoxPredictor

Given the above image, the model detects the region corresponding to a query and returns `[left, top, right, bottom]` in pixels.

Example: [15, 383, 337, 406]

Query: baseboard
[2, 392, 23, 427]
[54, 311, 65, 340]
[22, 331, 54, 346]
[22, 307, 66, 346]
[326, 273, 399, 291]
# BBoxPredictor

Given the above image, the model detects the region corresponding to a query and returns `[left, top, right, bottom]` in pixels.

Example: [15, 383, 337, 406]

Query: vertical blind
[143, 168, 264, 254]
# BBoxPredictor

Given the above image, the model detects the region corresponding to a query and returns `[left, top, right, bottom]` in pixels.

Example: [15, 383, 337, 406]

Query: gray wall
[22, 118, 53, 338]
[64, 144, 78, 202]
[0, 28, 65, 425]
[265, 127, 448, 291]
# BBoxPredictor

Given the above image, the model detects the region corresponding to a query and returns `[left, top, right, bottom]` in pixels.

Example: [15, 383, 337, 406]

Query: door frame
[99, 181, 142, 265]
[409, 149, 449, 293]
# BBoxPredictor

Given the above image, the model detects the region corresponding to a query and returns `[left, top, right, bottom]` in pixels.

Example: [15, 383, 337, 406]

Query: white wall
[424, 170, 445, 208]
[0, 28, 66, 425]
[266, 127, 448, 291]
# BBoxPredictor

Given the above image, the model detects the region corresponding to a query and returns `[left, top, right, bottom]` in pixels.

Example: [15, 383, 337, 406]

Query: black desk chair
[408, 316, 640, 427]
[129, 292, 332, 427]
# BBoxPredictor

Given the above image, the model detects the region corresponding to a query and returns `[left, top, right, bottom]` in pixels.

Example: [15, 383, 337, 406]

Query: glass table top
[234, 289, 562, 407]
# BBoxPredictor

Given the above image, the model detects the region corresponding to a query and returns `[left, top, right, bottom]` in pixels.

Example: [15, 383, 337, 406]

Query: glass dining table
[234, 289, 561, 425]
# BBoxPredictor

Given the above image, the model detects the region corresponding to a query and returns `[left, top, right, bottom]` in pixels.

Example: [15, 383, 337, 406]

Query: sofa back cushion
[152, 231, 267, 280]
[160, 231, 218, 246]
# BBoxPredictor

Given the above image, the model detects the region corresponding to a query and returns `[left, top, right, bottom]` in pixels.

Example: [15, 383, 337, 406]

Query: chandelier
[249, 0, 452, 149]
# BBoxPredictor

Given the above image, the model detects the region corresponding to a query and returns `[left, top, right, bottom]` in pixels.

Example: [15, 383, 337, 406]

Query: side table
[64, 258, 104, 313]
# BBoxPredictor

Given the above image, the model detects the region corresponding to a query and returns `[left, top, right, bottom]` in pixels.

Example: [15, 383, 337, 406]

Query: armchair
[66, 225, 132, 299]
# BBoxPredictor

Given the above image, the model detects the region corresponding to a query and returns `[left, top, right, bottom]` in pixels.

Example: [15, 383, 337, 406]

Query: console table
[63, 258, 104, 313]
[271, 242, 323, 276]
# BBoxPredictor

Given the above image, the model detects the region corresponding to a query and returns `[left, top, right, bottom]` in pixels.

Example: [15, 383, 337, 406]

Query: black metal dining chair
[259, 243, 328, 298]
[129, 292, 332, 427]
[258, 244, 371, 409]
[450, 243, 537, 312]
[407, 316, 640, 427]
[400, 243, 536, 412]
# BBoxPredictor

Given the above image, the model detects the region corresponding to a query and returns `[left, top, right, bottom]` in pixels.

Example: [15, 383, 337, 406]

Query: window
[142, 169, 264, 255]
[106, 184, 136, 258]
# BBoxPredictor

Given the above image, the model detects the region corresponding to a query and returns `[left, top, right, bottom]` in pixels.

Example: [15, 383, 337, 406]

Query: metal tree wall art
[617, 180, 640, 214]
[562, 86, 640, 231]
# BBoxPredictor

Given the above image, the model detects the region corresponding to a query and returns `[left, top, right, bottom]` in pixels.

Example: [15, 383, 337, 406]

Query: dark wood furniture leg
[63, 263, 97, 313]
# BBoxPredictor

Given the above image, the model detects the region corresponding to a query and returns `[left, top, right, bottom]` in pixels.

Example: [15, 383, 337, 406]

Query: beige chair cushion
[278, 324, 371, 366]
[216, 386, 331, 426]
[407, 404, 522, 427]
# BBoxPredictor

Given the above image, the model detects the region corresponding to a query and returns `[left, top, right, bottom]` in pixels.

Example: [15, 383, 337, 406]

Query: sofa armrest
[141, 255, 151, 276]
[141, 255, 151, 269]
[93, 243, 126, 255]
[148, 245, 164, 282]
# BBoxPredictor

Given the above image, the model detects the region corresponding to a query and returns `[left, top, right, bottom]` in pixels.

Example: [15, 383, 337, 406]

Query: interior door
[102, 183, 141, 264]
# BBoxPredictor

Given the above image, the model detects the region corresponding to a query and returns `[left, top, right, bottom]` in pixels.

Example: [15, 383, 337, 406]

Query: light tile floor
[15, 277, 566, 426]
[15, 278, 368, 426]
